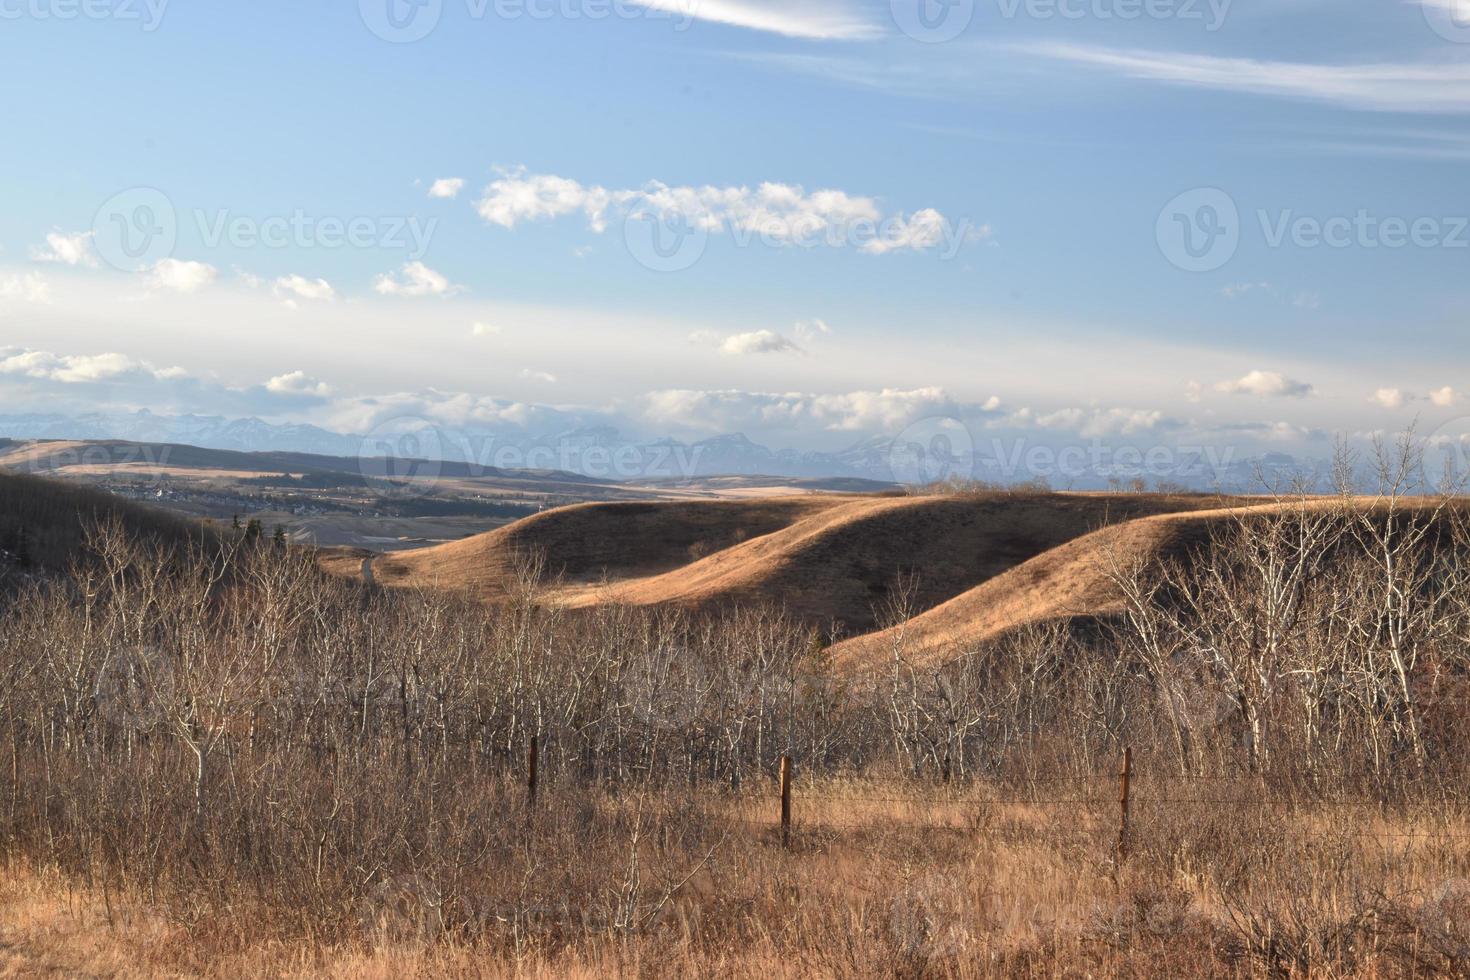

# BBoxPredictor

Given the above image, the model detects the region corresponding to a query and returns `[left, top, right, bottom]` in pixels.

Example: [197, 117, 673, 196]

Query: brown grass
[361, 492, 1227, 636]
[831, 496, 1467, 669]
[9, 778, 1470, 978]
[368, 496, 839, 593]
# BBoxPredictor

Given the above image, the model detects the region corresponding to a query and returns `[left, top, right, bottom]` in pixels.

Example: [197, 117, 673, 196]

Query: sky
[1, 0, 1468, 474]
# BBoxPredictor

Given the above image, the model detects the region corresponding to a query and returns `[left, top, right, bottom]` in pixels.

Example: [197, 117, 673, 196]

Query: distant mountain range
[0, 410, 1327, 492]
[0, 411, 359, 458]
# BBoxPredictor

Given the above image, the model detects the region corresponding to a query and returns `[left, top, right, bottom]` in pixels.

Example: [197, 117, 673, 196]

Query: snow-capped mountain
[0, 409, 1329, 491]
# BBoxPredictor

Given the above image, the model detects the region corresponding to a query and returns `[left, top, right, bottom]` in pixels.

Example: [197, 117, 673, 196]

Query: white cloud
[273, 275, 336, 303]
[374, 261, 459, 297]
[265, 371, 333, 399]
[428, 177, 467, 199]
[32, 231, 97, 267]
[0, 349, 179, 384]
[477, 172, 613, 229]
[1021, 42, 1470, 114]
[629, 0, 881, 39]
[643, 386, 958, 433]
[1372, 387, 1412, 409]
[717, 329, 804, 356]
[474, 169, 967, 254]
[146, 258, 218, 294]
[861, 208, 978, 255]
[471, 321, 503, 337]
[520, 369, 558, 383]
[1214, 370, 1315, 399]
[1366, 386, 1459, 409]
[0, 271, 51, 304]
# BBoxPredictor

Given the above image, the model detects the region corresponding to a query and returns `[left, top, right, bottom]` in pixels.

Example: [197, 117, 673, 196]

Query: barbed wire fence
[503, 749, 1470, 846]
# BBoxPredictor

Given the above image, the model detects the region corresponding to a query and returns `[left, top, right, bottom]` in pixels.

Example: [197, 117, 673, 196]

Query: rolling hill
[354, 491, 1234, 634]
[363, 496, 844, 595]
[823, 505, 1233, 668]
[826, 497, 1467, 669]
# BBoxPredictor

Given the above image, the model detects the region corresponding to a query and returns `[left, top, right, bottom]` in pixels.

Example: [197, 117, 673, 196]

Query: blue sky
[1, 0, 1468, 464]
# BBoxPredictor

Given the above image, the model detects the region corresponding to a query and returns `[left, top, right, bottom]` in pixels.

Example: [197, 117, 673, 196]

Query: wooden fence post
[779, 755, 792, 849]
[1115, 746, 1133, 868]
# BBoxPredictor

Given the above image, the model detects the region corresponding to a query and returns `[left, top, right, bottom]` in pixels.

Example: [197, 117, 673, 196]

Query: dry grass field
[9, 778, 1470, 978]
[5, 441, 1470, 978]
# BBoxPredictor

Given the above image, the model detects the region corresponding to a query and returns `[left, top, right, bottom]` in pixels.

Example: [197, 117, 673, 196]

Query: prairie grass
[7, 778, 1470, 977]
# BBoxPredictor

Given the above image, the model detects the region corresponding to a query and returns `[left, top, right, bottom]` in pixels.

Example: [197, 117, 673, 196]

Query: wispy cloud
[630, 0, 882, 40]
[721, 48, 977, 97]
[1264, 124, 1470, 162]
[1019, 42, 1470, 114]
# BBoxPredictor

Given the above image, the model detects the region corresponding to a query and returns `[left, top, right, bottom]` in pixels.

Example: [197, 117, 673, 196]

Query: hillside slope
[362, 492, 1231, 633]
[0, 469, 214, 575]
[368, 496, 844, 595]
[826, 497, 1461, 669]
